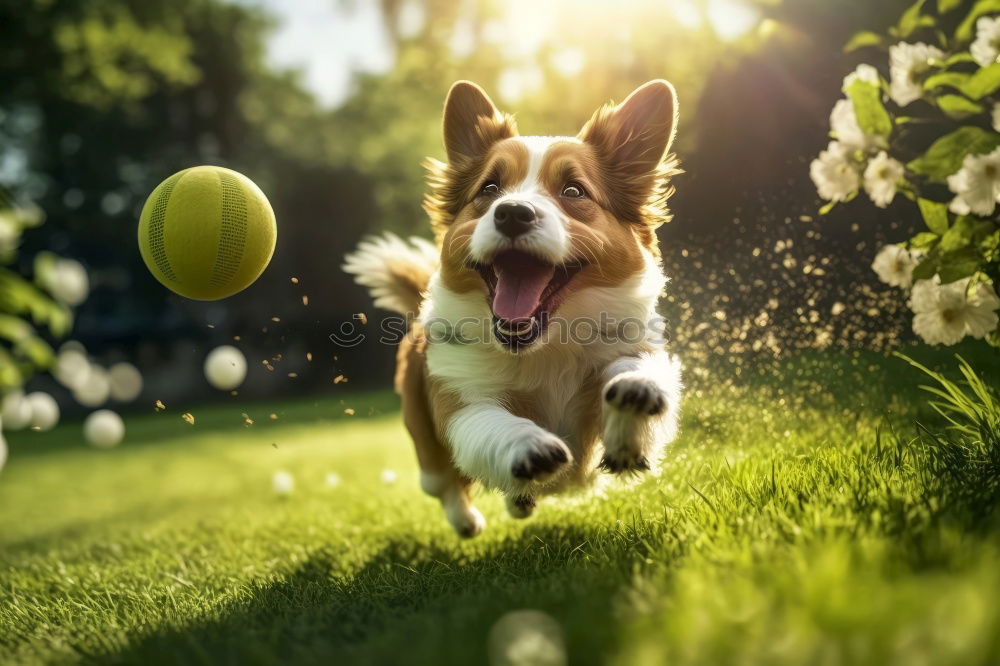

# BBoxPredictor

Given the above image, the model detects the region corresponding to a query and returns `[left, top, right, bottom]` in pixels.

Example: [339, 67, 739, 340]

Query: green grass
[2, 347, 1000, 665]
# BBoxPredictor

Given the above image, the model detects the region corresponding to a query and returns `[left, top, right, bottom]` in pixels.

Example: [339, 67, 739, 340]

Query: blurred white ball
[108, 362, 143, 402]
[272, 470, 294, 495]
[2, 391, 33, 430]
[325, 472, 341, 488]
[26, 392, 60, 431]
[46, 258, 90, 306]
[380, 469, 398, 485]
[204, 346, 247, 391]
[83, 409, 125, 448]
[488, 610, 567, 666]
[54, 347, 91, 390]
[73, 366, 111, 407]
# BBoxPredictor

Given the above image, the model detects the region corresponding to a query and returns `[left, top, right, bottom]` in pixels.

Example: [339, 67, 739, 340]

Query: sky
[240, 0, 396, 108]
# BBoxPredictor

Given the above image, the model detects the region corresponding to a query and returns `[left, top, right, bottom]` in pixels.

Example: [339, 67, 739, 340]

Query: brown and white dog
[344, 80, 683, 537]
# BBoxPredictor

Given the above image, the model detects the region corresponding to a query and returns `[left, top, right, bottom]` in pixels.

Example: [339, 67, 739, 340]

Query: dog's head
[425, 80, 679, 353]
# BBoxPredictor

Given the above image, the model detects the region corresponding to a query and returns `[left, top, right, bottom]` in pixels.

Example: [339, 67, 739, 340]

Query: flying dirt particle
[242, 412, 254, 426]
[381, 469, 397, 485]
[269, 413, 278, 420]
[344, 408, 355, 416]
[357, 312, 368, 325]
[271, 317, 280, 323]
[272, 354, 282, 362]
[272, 442, 278, 449]
[302, 295, 309, 306]
[207, 324, 215, 328]
[334, 375, 347, 384]
[306, 352, 313, 362]
[262, 360, 275, 372]
[155, 400, 166, 412]
[181, 412, 195, 425]
[261, 327, 268, 333]
[231, 390, 238, 396]
[288, 372, 298, 379]
[233, 336, 241, 341]
[290, 277, 299, 284]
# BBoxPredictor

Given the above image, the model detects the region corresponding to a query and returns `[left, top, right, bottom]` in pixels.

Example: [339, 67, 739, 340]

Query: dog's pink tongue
[492, 253, 555, 322]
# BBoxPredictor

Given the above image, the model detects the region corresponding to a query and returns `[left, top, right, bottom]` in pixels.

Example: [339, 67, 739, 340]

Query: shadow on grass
[92, 524, 637, 666]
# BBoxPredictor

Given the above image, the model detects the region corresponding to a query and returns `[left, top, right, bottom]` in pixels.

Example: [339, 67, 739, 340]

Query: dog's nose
[494, 201, 537, 238]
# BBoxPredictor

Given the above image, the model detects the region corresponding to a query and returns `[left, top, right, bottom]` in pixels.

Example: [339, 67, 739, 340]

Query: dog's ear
[442, 81, 516, 164]
[578, 80, 678, 176]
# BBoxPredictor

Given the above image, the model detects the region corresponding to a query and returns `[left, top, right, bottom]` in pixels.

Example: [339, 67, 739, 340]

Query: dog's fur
[344, 80, 683, 537]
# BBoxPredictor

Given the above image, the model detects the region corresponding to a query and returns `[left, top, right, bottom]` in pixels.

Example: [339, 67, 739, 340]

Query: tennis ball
[138, 166, 276, 301]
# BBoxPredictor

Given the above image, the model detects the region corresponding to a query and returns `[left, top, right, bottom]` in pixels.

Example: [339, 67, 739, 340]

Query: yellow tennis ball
[138, 166, 276, 300]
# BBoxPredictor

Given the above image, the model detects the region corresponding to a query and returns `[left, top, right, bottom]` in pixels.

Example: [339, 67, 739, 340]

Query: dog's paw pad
[505, 494, 536, 519]
[599, 453, 650, 476]
[604, 376, 667, 416]
[511, 433, 572, 482]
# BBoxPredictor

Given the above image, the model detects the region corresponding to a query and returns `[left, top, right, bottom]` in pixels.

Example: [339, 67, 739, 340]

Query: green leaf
[939, 215, 992, 252]
[896, 0, 930, 38]
[923, 71, 971, 92]
[910, 231, 941, 249]
[918, 198, 950, 234]
[938, 247, 982, 282]
[963, 63, 1000, 99]
[912, 251, 940, 280]
[908, 126, 1000, 181]
[937, 94, 985, 118]
[955, 0, 1000, 43]
[844, 31, 884, 52]
[938, 0, 963, 11]
[943, 52, 977, 66]
[845, 79, 892, 137]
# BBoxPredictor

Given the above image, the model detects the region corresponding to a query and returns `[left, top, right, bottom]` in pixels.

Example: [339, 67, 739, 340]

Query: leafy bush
[0, 188, 79, 391]
[812, 0, 1000, 346]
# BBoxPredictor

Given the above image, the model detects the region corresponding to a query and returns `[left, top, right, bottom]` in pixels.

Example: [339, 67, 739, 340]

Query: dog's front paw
[604, 374, 668, 416]
[510, 431, 572, 483]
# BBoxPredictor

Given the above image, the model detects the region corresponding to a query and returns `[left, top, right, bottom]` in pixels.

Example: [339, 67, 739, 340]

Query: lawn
[2, 347, 999, 665]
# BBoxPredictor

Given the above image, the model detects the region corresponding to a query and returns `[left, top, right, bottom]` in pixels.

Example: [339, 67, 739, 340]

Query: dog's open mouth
[472, 250, 584, 351]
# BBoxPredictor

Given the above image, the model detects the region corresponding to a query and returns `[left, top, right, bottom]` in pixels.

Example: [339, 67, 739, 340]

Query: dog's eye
[561, 182, 586, 199]
[480, 181, 500, 196]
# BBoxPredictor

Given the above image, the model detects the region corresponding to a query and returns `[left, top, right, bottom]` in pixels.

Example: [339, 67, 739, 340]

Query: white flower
[993, 101, 1000, 132]
[872, 244, 919, 288]
[947, 146, 1000, 216]
[810, 141, 860, 202]
[830, 99, 872, 151]
[889, 42, 944, 106]
[863, 151, 904, 207]
[843, 63, 880, 90]
[910, 278, 1000, 345]
[971, 16, 1000, 67]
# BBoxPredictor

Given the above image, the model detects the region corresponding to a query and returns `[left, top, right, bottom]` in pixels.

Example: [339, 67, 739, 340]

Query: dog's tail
[342, 233, 439, 318]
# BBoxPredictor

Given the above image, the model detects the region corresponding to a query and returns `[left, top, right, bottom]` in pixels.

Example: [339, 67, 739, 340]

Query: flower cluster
[812, 6, 1000, 347]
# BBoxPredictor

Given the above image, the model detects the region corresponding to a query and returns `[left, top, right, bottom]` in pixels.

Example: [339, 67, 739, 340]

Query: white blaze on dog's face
[424, 80, 679, 352]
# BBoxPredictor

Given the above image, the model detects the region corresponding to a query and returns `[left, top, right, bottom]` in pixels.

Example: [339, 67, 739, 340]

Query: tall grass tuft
[896, 353, 1000, 527]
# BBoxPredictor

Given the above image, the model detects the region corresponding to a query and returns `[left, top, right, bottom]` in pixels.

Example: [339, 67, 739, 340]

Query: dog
[344, 80, 683, 537]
